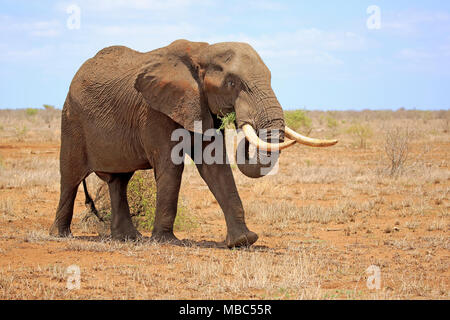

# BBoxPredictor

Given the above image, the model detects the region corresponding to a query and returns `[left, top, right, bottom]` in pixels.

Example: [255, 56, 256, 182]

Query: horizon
[1, 0, 449, 111]
[2, 106, 447, 113]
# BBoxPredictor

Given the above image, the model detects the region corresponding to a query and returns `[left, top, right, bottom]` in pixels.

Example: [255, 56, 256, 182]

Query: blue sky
[1, 0, 449, 110]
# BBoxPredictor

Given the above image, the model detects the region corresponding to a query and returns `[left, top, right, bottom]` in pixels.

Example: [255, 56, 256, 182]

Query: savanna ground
[0, 107, 448, 300]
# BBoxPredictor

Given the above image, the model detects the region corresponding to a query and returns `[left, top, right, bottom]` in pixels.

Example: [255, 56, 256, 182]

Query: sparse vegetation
[26, 108, 38, 117]
[42, 104, 58, 126]
[326, 115, 338, 130]
[346, 122, 373, 148]
[0, 198, 15, 220]
[80, 171, 196, 234]
[43, 104, 55, 111]
[0, 108, 448, 300]
[383, 126, 412, 177]
[284, 110, 312, 132]
[14, 125, 28, 142]
[128, 170, 196, 232]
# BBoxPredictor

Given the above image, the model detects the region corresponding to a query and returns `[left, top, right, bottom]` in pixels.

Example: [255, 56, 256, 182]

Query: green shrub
[26, 108, 38, 116]
[127, 171, 157, 229]
[87, 171, 196, 233]
[130, 171, 196, 232]
[284, 110, 312, 131]
[326, 116, 338, 129]
[346, 123, 373, 148]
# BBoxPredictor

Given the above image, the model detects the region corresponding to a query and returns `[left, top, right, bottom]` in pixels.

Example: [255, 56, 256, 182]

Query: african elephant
[49, 39, 337, 248]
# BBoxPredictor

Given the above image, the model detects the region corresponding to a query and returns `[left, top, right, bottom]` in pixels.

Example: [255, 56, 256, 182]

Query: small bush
[346, 123, 373, 148]
[26, 108, 38, 117]
[15, 126, 28, 142]
[443, 120, 449, 133]
[82, 171, 196, 235]
[384, 126, 412, 177]
[42, 104, 58, 126]
[43, 104, 55, 111]
[326, 116, 338, 129]
[127, 171, 158, 229]
[284, 110, 312, 132]
[129, 171, 196, 232]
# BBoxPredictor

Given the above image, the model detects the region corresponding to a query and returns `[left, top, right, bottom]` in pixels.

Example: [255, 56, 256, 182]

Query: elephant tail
[82, 179, 104, 222]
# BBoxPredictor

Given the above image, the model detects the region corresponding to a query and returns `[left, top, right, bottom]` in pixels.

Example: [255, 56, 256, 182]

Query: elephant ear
[134, 40, 213, 133]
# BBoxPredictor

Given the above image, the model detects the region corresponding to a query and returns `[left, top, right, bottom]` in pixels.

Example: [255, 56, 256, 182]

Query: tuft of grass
[0, 198, 15, 220]
[427, 220, 446, 232]
[14, 125, 28, 142]
[406, 221, 420, 231]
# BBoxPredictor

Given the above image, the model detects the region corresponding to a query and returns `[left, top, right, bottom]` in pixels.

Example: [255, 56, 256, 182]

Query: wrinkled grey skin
[49, 40, 286, 248]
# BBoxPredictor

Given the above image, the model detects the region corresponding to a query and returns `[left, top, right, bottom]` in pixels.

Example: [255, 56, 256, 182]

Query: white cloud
[203, 28, 367, 67]
[0, 16, 62, 38]
[383, 10, 450, 35]
[94, 22, 199, 38]
[0, 46, 54, 62]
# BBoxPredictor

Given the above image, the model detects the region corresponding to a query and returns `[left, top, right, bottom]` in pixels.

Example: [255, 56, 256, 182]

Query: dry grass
[246, 200, 360, 226]
[0, 108, 448, 300]
[0, 157, 59, 190]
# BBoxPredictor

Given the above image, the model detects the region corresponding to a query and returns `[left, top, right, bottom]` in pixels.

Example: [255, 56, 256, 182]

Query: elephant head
[135, 40, 337, 178]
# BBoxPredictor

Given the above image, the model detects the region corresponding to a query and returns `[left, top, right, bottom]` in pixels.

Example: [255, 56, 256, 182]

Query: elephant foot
[151, 231, 183, 245]
[226, 229, 258, 248]
[111, 225, 142, 241]
[49, 223, 72, 238]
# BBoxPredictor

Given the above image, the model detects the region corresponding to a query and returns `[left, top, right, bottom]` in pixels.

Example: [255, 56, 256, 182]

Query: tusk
[285, 126, 338, 147]
[242, 124, 296, 151]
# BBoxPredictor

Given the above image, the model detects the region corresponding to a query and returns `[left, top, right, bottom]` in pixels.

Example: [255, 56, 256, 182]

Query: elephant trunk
[234, 83, 338, 178]
[234, 85, 287, 178]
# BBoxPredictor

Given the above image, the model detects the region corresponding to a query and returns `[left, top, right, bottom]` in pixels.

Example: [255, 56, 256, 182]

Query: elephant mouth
[241, 124, 338, 151]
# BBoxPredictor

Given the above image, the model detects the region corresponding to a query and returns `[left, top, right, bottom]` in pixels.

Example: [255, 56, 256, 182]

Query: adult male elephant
[50, 40, 337, 248]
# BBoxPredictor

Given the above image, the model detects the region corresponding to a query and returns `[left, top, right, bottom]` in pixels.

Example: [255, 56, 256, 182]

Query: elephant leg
[50, 124, 88, 237]
[195, 162, 258, 248]
[150, 163, 184, 243]
[106, 172, 142, 241]
[49, 179, 80, 237]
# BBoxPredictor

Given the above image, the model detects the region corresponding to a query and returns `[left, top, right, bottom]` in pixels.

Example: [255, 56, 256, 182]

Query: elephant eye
[227, 81, 235, 88]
